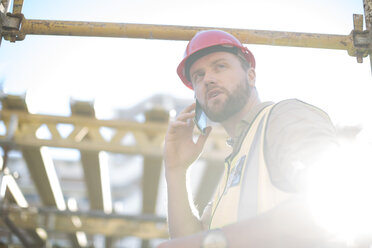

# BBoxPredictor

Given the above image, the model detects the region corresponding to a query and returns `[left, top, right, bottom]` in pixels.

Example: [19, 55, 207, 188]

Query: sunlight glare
[307, 140, 372, 243]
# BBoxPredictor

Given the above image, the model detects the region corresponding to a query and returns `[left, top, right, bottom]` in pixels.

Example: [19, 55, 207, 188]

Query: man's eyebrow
[191, 58, 228, 78]
[211, 58, 228, 65]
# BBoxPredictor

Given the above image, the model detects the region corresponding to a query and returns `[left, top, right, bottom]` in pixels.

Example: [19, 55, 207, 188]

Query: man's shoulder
[273, 98, 323, 111]
[270, 98, 331, 122]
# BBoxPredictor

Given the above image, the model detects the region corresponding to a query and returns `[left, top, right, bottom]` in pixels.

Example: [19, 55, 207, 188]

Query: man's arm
[165, 167, 203, 238]
[163, 103, 212, 238]
[264, 99, 339, 192]
[158, 196, 337, 248]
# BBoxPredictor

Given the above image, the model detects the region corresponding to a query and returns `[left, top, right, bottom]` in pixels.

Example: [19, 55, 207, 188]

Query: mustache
[205, 86, 229, 99]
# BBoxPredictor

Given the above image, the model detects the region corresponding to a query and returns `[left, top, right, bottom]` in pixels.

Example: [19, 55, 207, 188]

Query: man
[159, 30, 339, 248]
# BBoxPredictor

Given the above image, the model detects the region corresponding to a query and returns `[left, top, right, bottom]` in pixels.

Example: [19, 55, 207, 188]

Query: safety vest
[209, 104, 291, 229]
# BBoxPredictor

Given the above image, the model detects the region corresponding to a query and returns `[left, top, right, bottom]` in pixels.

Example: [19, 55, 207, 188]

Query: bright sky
[0, 0, 371, 137]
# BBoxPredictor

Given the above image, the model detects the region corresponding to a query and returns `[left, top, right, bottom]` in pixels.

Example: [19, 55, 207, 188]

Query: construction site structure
[0, 0, 371, 247]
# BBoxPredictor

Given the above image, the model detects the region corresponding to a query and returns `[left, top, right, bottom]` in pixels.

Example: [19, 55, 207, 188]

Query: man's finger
[176, 111, 195, 122]
[170, 120, 193, 129]
[179, 103, 196, 115]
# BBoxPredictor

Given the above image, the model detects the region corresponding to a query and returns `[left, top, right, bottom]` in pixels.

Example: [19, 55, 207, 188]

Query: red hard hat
[177, 30, 256, 90]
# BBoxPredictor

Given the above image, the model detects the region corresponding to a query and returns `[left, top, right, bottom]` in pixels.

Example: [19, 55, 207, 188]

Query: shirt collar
[227, 101, 274, 150]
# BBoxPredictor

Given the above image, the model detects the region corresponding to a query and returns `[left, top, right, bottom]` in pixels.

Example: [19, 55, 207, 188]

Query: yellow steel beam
[19, 19, 353, 51]
[141, 109, 169, 248]
[12, 0, 24, 14]
[2, 205, 168, 239]
[0, 173, 29, 208]
[14, 18, 371, 65]
[365, 0, 372, 30]
[70, 100, 112, 213]
[0, 109, 229, 161]
[363, 0, 372, 67]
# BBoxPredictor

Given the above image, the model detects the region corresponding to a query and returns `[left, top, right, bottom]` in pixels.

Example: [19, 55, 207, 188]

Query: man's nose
[203, 70, 217, 87]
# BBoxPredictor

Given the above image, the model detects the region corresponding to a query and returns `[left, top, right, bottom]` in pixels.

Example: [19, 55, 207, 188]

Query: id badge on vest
[224, 155, 246, 194]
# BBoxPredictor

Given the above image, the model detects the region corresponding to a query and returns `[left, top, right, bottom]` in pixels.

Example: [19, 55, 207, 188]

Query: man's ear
[247, 68, 256, 87]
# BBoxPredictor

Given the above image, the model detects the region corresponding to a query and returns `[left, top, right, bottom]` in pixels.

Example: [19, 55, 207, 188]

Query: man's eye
[216, 64, 226, 69]
[193, 72, 204, 82]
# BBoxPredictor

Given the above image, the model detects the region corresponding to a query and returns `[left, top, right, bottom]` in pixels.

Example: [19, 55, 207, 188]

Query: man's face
[189, 51, 253, 122]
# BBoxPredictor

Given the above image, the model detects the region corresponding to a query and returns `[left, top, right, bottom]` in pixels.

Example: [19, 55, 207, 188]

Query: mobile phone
[194, 100, 208, 135]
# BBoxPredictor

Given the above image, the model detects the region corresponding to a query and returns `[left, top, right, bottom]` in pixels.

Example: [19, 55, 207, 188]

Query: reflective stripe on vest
[209, 104, 291, 229]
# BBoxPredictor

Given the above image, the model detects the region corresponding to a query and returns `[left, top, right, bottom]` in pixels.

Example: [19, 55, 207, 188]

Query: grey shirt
[202, 99, 338, 225]
[229, 99, 337, 192]
[235, 99, 338, 219]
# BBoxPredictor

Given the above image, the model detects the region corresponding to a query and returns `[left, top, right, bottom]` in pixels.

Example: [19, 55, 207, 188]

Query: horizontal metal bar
[1, 205, 168, 238]
[41, 207, 166, 221]
[0, 136, 228, 161]
[0, 109, 229, 160]
[0, 109, 168, 132]
[20, 19, 353, 51]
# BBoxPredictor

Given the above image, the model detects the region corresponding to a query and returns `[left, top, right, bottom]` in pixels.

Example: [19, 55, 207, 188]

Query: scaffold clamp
[348, 14, 371, 63]
[0, 12, 24, 43]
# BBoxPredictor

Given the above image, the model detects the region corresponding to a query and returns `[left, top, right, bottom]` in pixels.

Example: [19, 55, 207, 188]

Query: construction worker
[159, 30, 340, 248]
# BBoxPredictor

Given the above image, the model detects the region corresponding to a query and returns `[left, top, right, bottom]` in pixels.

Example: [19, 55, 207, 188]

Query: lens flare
[306, 141, 372, 243]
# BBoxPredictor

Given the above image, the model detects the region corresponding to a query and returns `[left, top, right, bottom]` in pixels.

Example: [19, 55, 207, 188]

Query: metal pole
[0, 0, 11, 13]
[2, 216, 32, 248]
[363, 0, 372, 71]
[20, 19, 353, 51]
[12, 0, 24, 14]
[1, 205, 168, 238]
[364, 0, 372, 30]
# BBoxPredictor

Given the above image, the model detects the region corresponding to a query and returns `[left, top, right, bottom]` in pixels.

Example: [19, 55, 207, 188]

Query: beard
[203, 77, 251, 122]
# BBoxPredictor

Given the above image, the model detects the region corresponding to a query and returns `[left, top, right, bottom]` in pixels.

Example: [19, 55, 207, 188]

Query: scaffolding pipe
[20, 19, 353, 51]
[0, 0, 11, 13]
[363, 0, 372, 67]
[12, 0, 24, 14]
[364, 0, 372, 30]
[1, 205, 168, 238]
